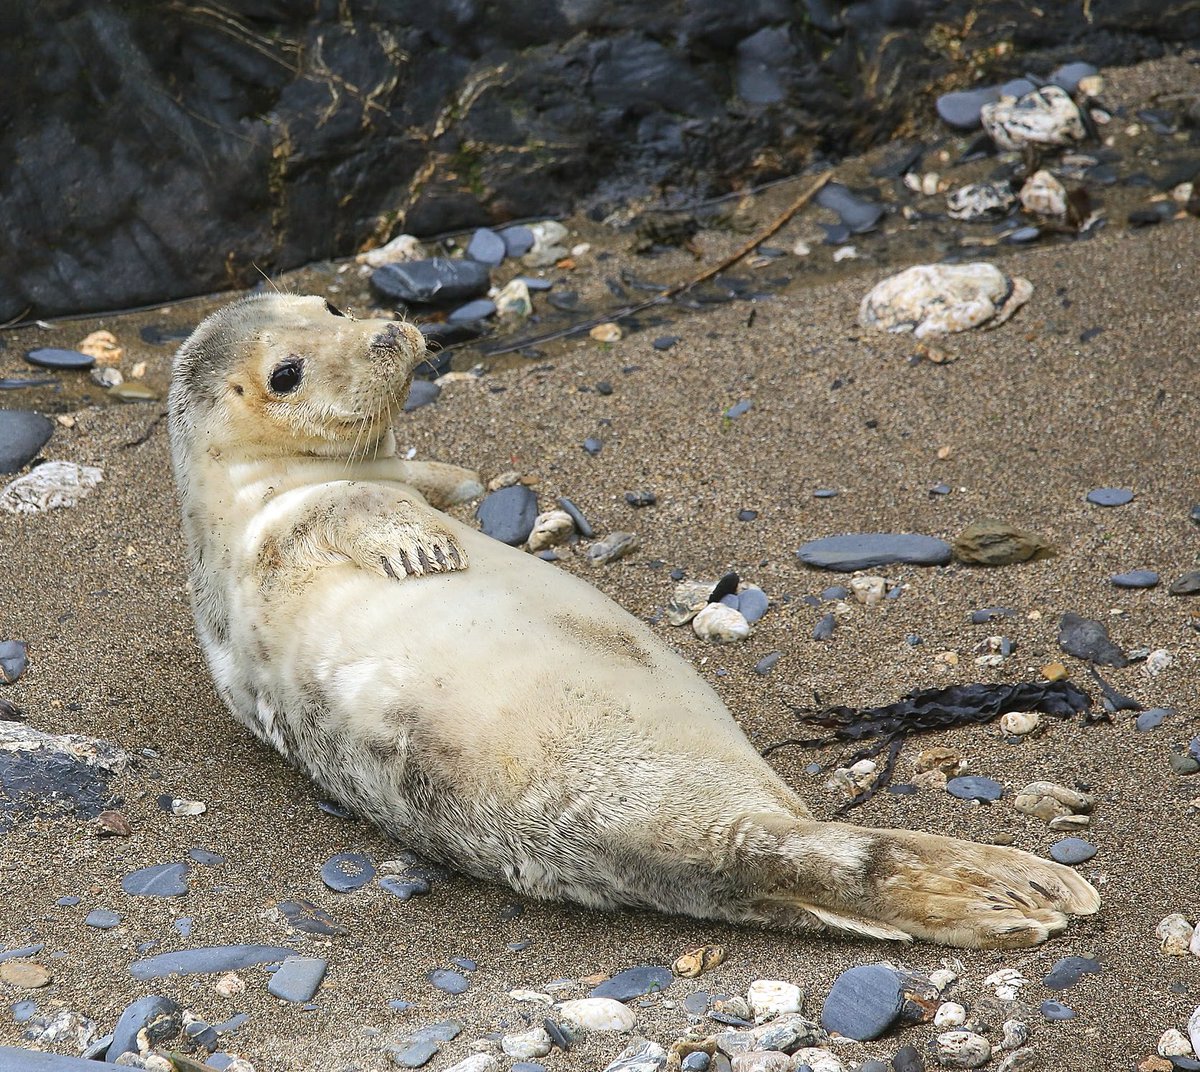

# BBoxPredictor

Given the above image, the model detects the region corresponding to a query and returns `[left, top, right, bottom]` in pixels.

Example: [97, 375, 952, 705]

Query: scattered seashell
[96, 809, 133, 836]
[672, 944, 726, 978]
[1047, 813, 1090, 831]
[170, 797, 207, 816]
[215, 972, 247, 998]
[934, 1002, 967, 1028]
[526, 510, 575, 552]
[929, 968, 958, 992]
[999, 711, 1040, 736]
[859, 263, 1032, 339]
[1159, 1029, 1193, 1057]
[91, 366, 124, 388]
[556, 997, 636, 1033]
[1145, 649, 1173, 677]
[692, 603, 750, 644]
[827, 759, 877, 798]
[935, 1030, 992, 1068]
[130, 360, 148, 379]
[587, 531, 639, 565]
[77, 329, 123, 366]
[982, 968, 1028, 1002]
[849, 575, 886, 606]
[981, 85, 1086, 151]
[914, 747, 965, 776]
[523, 221, 570, 268]
[590, 322, 622, 343]
[1157, 913, 1195, 955]
[947, 182, 1016, 221]
[357, 234, 424, 267]
[0, 461, 103, 515]
[1019, 170, 1068, 217]
[746, 979, 804, 1021]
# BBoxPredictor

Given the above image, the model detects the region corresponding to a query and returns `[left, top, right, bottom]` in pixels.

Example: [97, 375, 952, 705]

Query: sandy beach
[2, 178, 1200, 1070]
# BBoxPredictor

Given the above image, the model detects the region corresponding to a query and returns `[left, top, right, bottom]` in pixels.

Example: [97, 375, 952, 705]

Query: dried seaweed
[763, 681, 1094, 813]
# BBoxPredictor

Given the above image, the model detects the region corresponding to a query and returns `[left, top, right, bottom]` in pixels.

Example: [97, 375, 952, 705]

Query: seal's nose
[371, 320, 426, 360]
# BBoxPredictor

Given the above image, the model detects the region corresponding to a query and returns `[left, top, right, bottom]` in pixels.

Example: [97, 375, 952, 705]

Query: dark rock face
[2, 0, 1196, 319]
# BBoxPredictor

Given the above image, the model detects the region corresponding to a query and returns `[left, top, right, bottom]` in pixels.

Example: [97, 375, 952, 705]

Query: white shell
[849, 575, 886, 606]
[1019, 170, 1068, 217]
[998, 711, 1040, 736]
[934, 1030, 992, 1068]
[1145, 648, 1174, 677]
[859, 263, 1032, 339]
[934, 1001, 967, 1028]
[556, 998, 636, 1033]
[946, 182, 1016, 221]
[1157, 913, 1196, 955]
[524, 221, 570, 268]
[496, 279, 533, 319]
[444, 1056, 499, 1072]
[169, 797, 206, 816]
[0, 461, 104, 515]
[526, 510, 575, 552]
[791, 1049, 846, 1072]
[357, 234, 424, 267]
[981, 86, 1086, 150]
[215, 972, 246, 997]
[982, 968, 1028, 1002]
[929, 968, 958, 992]
[731, 1053, 791, 1072]
[1159, 1028, 1193, 1057]
[747, 979, 804, 1020]
[500, 1026, 552, 1059]
[692, 603, 751, 644]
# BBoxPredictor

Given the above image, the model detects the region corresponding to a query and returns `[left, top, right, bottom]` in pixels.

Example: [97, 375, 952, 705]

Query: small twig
[479, 170, 834, 357]
[121, 411, 168, 450]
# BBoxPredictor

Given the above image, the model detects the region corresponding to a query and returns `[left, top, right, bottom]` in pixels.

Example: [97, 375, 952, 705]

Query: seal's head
[169, 293, 426, 460]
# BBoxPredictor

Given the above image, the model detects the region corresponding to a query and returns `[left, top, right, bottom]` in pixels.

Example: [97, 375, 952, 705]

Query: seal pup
[169, 293, 1099, 948]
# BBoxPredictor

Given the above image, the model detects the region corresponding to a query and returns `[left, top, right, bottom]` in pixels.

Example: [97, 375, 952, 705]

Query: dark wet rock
[953, 519, 1053, 565]
[1048, 837, 1096, 864]
[821, 586, 849, 601]
[321, 851, 376, 892]
[1111, 569, 1159, 589]
[735, 26, 794, 104]
[0, 723, 130, 832]
[1086, 487, 1134, 507]
[891, 1045, 925, 1072]
[946, 776, 1003, 802]
[122, 862, 188, 897]
[0, 412, 53, 474]
[1169, 571, 1200, 595]
[501, 227, 535, 258]
[25, 348, 93, 371]
[1136, 707, 1171, 731]
[478, 485, 539, 546]
[970, 607, 1015, 624]
[279, 898, 347, 935]
[725, 400, 752, 419]
[797, 533, 952, 572]
[381, 875, 432, 901]
[1049, 62, 1098, 92]
[754, 652, 781, 675]
[1042, 956, 1101, 990]
[448, 298, 497, 322]
[429, 968, 469, 994]
[107, 994, 181, 1062]
[653, 336, 679, 351]
[466, 228, 506, 266]
[371, 259, 491, 305]
[418, 322, 483, 356]
[85, 909, 121, 930]
[625, 491, 657, 508]
[1039, 1000, 1075, 1020]
[404, 380, 441, 412]
[268, 956, 328, 1003]
[820, 964, 903, 1041]
[815, 182, 885, 233]
[583, 437, 603, 455]
[1057, 612, 1127, 667]
[589, 965, 673, 1002]
[316, 799, 354, 819]
[708, 573, 740, 604]
[0, 641, 27, 684]
[188, 847, 225, 866]
[812, 613, 836, 641]
[129, 944, 295, 980]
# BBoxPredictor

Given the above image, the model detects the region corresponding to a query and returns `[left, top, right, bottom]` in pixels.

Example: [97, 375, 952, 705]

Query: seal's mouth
[368, 320, 426, 367]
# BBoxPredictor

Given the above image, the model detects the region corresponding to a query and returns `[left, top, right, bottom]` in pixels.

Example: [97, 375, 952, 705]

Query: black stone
[0, 412, 53, 474]
[735, 26, 795, 104]
[737, 509, 758, 521]
[25, 348, 93, 370]
[891, 1043, 926, 1072]
[107, 995, 182, 1062]
[820, 963, 904, 1041]
[813, 488, 838, 499]
[797, 533, 952, 572]
[478, 485, 538, 546]
[589, 965, 673, 1002]
[448, 298, 496, 323]
[380, 875, 432, 901]
[653, 336, 679, 351]
[371, 259, 491, 305]
[404, 380, 441, 412]
[709, 573, 740, 603]
[1057, 612, 1128, 667]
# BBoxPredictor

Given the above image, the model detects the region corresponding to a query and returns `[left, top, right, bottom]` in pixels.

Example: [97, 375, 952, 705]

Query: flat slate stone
[267, 956, 327, 1002]
[321, 851, 376, 892]
[0, 1048, 124, 1071]
[129, 944, 294, 980]
[390, 1021, 463, 1067]
[121, 862, 188, 897]
[820, 963, 903, 1041]
[1086, 487, 1133, 507]
[279, 897, 346, 935]
[1058, 612, 1127, 667]
[466, 228, 506, 266]
[797, 533, 952, 572]
[1111, 569, 1159, 589]
[1169, 570, 1200, 595]
[589, 965, 672, 1003]
[380, 875, 431, 901]
[946, 776, 1003, 802]
[25, 347, 94, 370]
[1039, 999, 1076, 1020]
[429, 968, 469, 994]
[107, 994, 181, 1061]
[0, 946, 43, 963]
[1048, 837, 1096, 864]
[403, 380, 441, 412]
[188, 847, 225, 866]
[1042, 955, 1101, 991]
[1136, 707, 1171, 732]
[814, 182, 885, 233]
[85, 909, 121, 929]
[477, 485, 538, 546]
[370, 258, 491, 305]
[0, 411, 53, 473]
[0, 641, 27, 684]
[448, 298, 497, 322]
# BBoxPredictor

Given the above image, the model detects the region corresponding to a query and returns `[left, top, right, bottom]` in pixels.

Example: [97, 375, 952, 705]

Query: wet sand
[2, 205, 1200, 1070]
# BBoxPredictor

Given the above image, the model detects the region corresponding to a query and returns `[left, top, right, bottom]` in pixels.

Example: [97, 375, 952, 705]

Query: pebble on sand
[819, 964, 903, 1041]
[589, 965, 673, 1002]
[0, 411, 54, 474]
[796, 533, 952, 572]
[268, 957, 328, 1003]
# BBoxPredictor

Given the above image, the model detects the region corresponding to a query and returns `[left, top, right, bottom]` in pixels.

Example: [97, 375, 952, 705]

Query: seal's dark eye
[325, 300, 346, 317]
[268, 359, 303, 395]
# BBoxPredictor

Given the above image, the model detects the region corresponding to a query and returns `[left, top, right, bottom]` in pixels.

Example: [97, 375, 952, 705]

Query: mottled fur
[168, 294, 1100, 948]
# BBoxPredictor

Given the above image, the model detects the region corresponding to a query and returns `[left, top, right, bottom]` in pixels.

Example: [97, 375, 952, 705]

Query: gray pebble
[812, 613, 835, 641]
[500, 226, 535, 258]
[820, 963, 903, 1041]
[1086, 487, 1133, 507]
[725, 400, 752, 419]
[466, 228, 506, 266]
[737, 587, 769, 623]
[25, 348, 94, 370]
[1111, 569, 1159, 589]
[107, 994, 181, 1061]
[589, 964, 672, 1002]
[0, 411, 53, 474]
[1135, 707, 1171, 731]
[129, 944, 295, 980]
[429, 969, 469, 994]
[448, 298, 497, 322]
[477, 485, 539, 546]
[85, 909, 121, 929]
[556, 496, 593, 538]
[404, 381, 441, 412]
[1048, 837, 1096, 865]
[797, 533, 951, 572]
[268, 956, 328, 1003]
[754, 652, 781, 675]
[121, 863, 188, 897]
[321, 851, 376, 892]
[946, 776, 1003, 802]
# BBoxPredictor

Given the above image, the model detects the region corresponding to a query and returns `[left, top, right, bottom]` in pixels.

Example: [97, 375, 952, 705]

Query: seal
[169, 293, 1099, 948]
